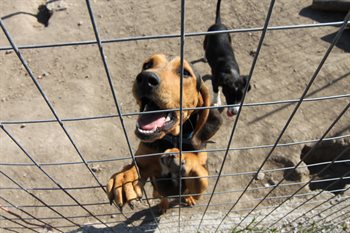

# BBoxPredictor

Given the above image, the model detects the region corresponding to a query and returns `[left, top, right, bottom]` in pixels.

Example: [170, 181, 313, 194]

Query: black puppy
[204, 0, 250, 117]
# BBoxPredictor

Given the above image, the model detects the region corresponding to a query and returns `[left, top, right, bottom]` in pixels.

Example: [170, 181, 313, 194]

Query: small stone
[111, 214, 117, 218]
[330, 199, 339, 205]
[91, 165, 102, 173]
[20, 124, 26, 129]
[5, 50, 13, 55]
[77, 21, 83, 26]
[268, 178, 276, 186]
[42, 72, 48, 77]
[249, 50, 256, 57]
[255, 172, 265, 180]
[84, 75, 89, 79]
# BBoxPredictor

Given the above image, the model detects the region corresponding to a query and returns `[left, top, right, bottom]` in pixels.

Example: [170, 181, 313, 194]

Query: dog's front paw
[106, 164, 143, 209]
[184, 196, 196, 207]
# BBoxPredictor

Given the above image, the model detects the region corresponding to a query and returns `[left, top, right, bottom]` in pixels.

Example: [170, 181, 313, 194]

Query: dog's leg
[159, 197, 169, 214]
[212, 88, 222, 107]
[211, 76, 222, 106]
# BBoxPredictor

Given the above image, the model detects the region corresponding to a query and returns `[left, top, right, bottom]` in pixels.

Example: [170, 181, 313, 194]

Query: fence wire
[0, 1, 349, 232]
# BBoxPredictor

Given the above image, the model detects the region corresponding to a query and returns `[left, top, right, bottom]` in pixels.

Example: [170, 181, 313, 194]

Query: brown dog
[106, 54, 222, 211]
[153, 148, 208, 214]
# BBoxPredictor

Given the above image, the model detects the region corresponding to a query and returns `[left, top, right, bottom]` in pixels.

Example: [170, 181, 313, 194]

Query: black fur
[203, 0, 250, 115]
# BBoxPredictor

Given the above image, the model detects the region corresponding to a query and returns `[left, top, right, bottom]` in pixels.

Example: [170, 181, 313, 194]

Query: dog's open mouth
[135, 98, 176, 141]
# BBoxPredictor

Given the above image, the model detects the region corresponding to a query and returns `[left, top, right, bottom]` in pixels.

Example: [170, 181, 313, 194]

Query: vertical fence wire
[246, 11, 350, 229]
[0, 18, 114, 230]
[0, 214, 39, 233]
[0, 195, 59, 232]
[0, 170, 81, 228]
[0, 125, 111, 229]
[0, 1, 349, 232]
[219, 9, 350, 233]
[238, 102, 349, 230]
[315, 203, 350, 226]
[258, 147, 350, 228]
[196, 0, 276, 231]
[178, 0, 187, 231]
[292, 187, 350, 225]
[84, 0, 162, 230]
[267, 158, 350, 229]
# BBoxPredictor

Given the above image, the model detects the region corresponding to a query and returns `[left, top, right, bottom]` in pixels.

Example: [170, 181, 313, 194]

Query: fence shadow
[300, 140, 350, 194]
[299, 6, 350, 52]
[249, 71, 350, 124]
[68, 206, 161, 233]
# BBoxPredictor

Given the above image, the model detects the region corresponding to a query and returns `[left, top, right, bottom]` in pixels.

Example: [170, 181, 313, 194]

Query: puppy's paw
[106, 164, 143, 209]
[159, 197, 169, 214]
[184, 196, 196, 207]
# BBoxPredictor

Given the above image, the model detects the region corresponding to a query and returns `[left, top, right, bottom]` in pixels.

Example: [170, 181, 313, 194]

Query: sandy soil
[0, 0, 349, 232]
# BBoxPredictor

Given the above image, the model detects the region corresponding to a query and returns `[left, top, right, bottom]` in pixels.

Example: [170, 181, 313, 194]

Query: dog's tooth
[165, 114, 171, 122]
[143, 104, 148, 111]
[138, 127, 157, 134]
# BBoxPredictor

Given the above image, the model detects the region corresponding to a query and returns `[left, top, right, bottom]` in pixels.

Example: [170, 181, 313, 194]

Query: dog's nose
[136, 71, 160, 91]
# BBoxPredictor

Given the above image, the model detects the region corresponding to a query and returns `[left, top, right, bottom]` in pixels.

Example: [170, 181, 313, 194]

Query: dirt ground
[0, 0, 349, 232]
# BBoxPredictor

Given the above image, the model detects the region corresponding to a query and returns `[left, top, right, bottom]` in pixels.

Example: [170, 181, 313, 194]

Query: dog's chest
[152, 167, 184, 197]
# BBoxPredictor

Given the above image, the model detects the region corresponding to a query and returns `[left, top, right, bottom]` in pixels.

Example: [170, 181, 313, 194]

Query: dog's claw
[129, 200, 137, 209]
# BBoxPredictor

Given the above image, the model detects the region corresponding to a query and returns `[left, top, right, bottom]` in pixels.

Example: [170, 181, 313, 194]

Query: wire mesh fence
[0, 0, 349, 232]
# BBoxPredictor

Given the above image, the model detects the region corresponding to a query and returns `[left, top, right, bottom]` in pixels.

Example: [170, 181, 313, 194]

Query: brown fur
[106, 54, 221, 211]
[156, 148, 208, 214]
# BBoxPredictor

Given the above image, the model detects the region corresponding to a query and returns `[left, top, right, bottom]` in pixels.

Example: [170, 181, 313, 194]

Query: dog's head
[133, 54, 212, 147]
[221, 70, 251, 117]
[159, 148, 187, 177]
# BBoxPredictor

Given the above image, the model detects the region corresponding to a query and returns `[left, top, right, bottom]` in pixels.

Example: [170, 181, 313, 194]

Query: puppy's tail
[215, 0, 222, 24]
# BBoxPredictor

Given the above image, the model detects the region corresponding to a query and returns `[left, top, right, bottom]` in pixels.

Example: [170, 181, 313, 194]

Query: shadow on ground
[68, 205, 161, 233]
[301, 140, 350, 194]
[299, 6, 350, 52]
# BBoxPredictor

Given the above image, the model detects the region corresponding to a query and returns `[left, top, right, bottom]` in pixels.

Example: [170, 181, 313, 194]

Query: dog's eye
[143, 60, 153, 70]
[178, 68, 191, 77]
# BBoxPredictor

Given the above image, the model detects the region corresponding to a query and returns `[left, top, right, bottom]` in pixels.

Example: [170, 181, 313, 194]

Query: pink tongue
[226, 109, 234, 117]
[138, 113, 166, 130]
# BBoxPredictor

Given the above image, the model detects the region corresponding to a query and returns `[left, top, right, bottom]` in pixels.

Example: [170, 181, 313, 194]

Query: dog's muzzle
[135, 71, 160, 96]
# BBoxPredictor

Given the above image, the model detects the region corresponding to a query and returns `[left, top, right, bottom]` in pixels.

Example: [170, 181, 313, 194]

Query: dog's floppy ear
[191, 82, 211, 149]
[241, 75, 251, 92]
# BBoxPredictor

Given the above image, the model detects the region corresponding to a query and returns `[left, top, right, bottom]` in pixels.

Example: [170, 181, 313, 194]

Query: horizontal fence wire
[0, 214, 39, 233]
[235, 102, 350, 229]
[0, 133, 349, 167]
[2, 192, 349, 229]
[198, 1, 276, 230]
[0, 21, 348, 51]
[0, 17, 119, 231]
[0, 196, 60, 232]
[84, 1, 161, 230]
[2, 183, 349, 212]
[215, 10, 350, 233]
[0, 0, 349, 232]
[2, 160, 350, 194]
[1, 93, 349, 125]
[0, 170, 81, 228]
